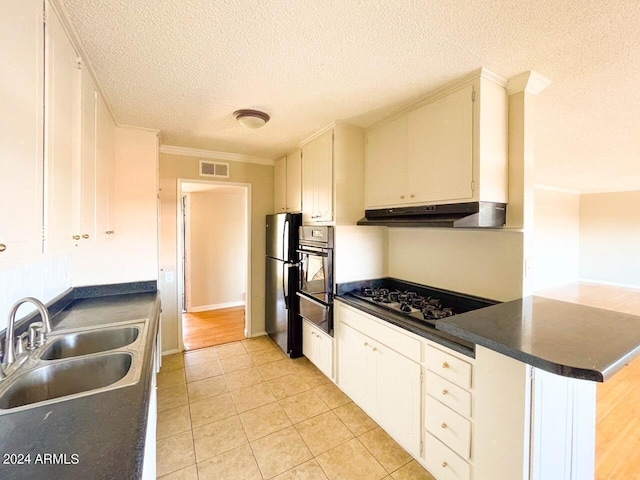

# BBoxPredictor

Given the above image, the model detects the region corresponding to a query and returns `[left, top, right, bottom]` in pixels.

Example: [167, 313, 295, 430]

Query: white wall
[188, 190, 246, 309]
[532, 188, 580, 291]
[387, 228, 524, 302]
[334, 226, 387, 283]
[580, 190, 640, 287]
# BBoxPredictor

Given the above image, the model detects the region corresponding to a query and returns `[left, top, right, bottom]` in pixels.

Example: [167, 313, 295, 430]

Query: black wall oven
[297, 226, 334, 336]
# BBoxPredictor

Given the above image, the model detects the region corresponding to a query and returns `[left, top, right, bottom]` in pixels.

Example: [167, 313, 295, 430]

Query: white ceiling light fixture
[233, 109, 270, 129]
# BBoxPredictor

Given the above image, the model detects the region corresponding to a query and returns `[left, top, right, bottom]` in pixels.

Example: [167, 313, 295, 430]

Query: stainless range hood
[357, 202, 507, 228]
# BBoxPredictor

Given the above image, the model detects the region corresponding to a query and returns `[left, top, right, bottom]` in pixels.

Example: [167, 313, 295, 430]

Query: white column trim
[507, 71, 551, 96]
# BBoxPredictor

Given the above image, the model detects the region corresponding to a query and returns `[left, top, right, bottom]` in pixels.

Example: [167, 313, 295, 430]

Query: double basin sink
[0, 319, 148, 414]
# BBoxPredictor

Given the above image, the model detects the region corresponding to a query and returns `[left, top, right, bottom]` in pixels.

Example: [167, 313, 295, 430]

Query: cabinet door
[274, 156, 287, 213]
[407, 85, 473, 203]
[286, 149, 302, 212]
[302, 319, 314, 361]
[313, 130, 333, 222]
[44, 2, 79, 253]
[301, 138, 317, 223]
[365, 116, 409, 208]
[95, 93, 115, 237]
[0, 0, 44, 264]
[374, 341, 422, 457]
[314, 328, 333, 379]
[75, 66, 97, 245]
[337, 321, 369, 407]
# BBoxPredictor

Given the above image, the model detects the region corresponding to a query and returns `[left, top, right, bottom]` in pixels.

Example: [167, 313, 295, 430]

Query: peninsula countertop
[437, 295, 640, 382]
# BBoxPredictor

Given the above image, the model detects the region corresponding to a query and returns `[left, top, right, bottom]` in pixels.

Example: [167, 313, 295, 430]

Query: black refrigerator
[265, 213, 302, 357]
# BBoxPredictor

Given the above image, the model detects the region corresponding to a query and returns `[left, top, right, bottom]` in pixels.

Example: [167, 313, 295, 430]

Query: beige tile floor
[156, 335, 436, 480]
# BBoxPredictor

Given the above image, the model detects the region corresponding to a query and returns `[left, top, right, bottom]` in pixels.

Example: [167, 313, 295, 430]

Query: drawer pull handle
[72, 235, 81, 240]
[441, 461, 448, 468]
[410, 194, 415, 198]
[0, 244, 6, 252]
[442, 389, 448, 395]
[400, 195, 405, 199]
[441, 422, 447, 429]
[82, 234, 90, 239]
[442, 362, 449, 369]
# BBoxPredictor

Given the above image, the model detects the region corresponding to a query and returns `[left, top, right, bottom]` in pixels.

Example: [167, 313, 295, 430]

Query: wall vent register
[199, 160, 229, 178]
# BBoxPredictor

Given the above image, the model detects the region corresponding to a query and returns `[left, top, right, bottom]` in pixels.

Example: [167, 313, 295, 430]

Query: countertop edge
[436, 321, 604, 382]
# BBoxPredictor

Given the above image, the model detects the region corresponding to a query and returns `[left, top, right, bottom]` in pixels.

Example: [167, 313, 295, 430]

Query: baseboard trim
[162, 348, 181, 356]
[250, 331, 267, 338]
[579, 278, 640, 290]
[189, 301, 245, 313]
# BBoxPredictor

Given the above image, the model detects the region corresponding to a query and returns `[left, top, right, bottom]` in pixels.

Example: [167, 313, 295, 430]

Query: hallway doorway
[178, 180, 250, 351]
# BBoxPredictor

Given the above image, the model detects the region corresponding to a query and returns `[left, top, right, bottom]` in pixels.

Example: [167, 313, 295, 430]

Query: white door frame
[176, 178, 252, 351]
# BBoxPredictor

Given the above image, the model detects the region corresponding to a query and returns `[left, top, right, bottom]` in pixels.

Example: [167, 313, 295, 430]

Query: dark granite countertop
[0, 282, 160, 480]
[437, 296, 640, 382]
[335, 295, 476, 358]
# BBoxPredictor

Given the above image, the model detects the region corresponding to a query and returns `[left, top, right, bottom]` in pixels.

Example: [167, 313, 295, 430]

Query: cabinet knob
[82, 234, 90, 239]
[410, 194, 415, 198]
[364, 342, 369, 347]
[372, 347, 377, 352]
[442, 362, 449, 369]
[441, 461, 448, 468]
[400, 195, 405, 199]
[441, 422, 447, 429]
[0, 243, 6, 252]
[442, 389, 448, 395]
[105, 230, 114, 235]
[72, 235, 81, 240]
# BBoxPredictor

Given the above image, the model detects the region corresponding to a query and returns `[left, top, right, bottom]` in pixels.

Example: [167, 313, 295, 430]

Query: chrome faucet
[3, 297, 51, 368]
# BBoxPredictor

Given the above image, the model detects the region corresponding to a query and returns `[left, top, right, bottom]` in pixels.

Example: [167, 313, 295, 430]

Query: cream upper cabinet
[365, 71, 507, 209]
[74, 66, 98, 245]
[273, 149, 302, 213]
[0, 0, 44, 265]
[44, 1, 79, 253]
[365, 116, 408, 208]
[407, 85, 473, 204]
[274, 156, 287, 213]
[302, 129, 333, 223]
[95, 92, 115, 237]
[285, 149, 302, 212]
[301, 124, 364, 225]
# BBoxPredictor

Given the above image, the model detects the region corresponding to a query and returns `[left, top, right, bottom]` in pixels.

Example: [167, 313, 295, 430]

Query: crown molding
[118, 124, 160, 134]
[534, 184, 581, 194]
[160, 145, 274, 166]
[295, 121, 363, 148]
[507, 70, 551, 95]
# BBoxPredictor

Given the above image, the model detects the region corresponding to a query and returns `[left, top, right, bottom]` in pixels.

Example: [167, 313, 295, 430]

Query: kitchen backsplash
[0, 252, 72, 329]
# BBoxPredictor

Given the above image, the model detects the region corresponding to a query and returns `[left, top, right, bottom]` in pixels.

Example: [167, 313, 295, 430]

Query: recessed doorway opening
[177, 179, 251, 351]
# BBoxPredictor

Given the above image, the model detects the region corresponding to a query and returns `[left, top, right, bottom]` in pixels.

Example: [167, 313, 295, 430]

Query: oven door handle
[296, 248, 329, 257]
[296, 292, 330, 308]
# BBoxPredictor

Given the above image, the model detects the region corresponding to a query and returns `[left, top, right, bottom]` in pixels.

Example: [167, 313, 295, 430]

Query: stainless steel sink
[0, 353, 132, 410]
[40, 326, 140, 360]
[0, 319, 148, 414]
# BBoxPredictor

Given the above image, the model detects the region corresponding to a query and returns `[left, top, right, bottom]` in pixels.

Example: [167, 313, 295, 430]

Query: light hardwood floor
[182, 307, 246, 351]
[537, 282, 640, 479]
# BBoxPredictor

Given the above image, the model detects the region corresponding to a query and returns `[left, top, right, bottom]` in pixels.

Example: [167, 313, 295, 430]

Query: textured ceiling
[61, 0, 640, 193]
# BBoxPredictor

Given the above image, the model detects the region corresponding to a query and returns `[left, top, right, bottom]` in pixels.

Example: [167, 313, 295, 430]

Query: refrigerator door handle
[283, 217, 290, 262]
[283, 263, 289, 310]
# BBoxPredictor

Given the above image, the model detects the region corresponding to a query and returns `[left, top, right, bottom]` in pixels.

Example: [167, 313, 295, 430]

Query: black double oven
[296, 226, 334, 336]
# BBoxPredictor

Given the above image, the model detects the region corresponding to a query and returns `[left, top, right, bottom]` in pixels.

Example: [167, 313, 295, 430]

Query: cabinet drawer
[426, 371, 472, 418]
[424, 432, 471, 480]
[425, 395, 471, 459]
[336, 301, 421, 363]
[425, 344, 472, 389]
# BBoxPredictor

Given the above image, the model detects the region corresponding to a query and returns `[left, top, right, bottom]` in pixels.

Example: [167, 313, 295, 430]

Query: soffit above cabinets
[60, 0, 640, 193]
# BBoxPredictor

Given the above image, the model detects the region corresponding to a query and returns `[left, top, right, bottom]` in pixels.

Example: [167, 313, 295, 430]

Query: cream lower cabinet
[302, 319, 333, 380]
[336, 301, 421, 457]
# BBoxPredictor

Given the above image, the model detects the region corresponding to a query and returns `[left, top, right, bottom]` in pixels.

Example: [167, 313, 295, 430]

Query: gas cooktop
[346, 279, 497, 329]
